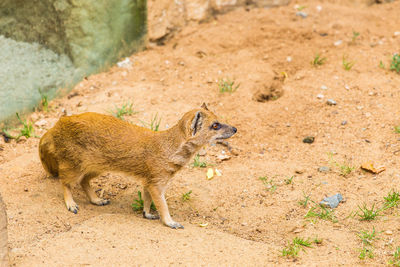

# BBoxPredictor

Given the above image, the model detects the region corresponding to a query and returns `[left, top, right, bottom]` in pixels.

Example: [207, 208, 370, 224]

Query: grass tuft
[311, 53, 326, 66]
[356, 203, 382, 221]
[389, 247, 400, 266]
[383, 190, 400, 209]
[218, 78, 240, 93]
[192, 154, 208, 168]
[39, 88, 49, 112]
[112, 101, 137, 120]
[259, 176, 277, 193]
[305, 203, 338, 223]
[282, 237, 313, 257]
[390, 54, 400, 73]
[342, 55, 355, 71]
[182, 190, 192, 202]
[131, 191, 156, 212]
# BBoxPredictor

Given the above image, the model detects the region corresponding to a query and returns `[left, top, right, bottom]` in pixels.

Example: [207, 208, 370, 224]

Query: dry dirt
[1, 0, 400, 266]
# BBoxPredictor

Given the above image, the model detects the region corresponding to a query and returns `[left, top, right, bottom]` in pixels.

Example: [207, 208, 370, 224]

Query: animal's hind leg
[62, 181, 79, 214]
[80, 173, 110, 206]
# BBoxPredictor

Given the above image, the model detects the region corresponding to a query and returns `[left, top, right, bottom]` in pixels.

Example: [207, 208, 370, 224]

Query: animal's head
[181, 103, 237, 145]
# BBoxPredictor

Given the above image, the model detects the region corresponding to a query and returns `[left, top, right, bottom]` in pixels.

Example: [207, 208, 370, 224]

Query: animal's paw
[165, 221, 184, 229]
[143, 211, 160, 220]
[67, 202, 79, 214]
[92, 198, 110, 206]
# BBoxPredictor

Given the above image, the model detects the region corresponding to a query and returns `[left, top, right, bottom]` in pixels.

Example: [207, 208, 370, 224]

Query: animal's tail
[38, 132, 59, 177]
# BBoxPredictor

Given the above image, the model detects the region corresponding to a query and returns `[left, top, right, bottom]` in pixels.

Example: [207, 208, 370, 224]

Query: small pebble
[286, 56, 292, 62]
[320, 85, 328, 90]
[385, 230, 393, 235]
[317, 94, 324, 99]
[296, 11, 308, 18]
[334, 40, 343, 46]
[316, 5, 322, 12]
[394, 32, 400, 37]
[326, 99, 337, 105]
[303, 136, 315, 144]
[341, 120, 347, 125]
[318, 166, 330, 172]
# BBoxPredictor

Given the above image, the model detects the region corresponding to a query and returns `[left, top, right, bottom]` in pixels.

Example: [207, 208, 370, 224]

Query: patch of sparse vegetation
[218, 78, 240, 93]
[131, 190, 156, 212]
[284, 176, 294, 185]
[311, 53, 326, 66]
[394, 126, 400, 134]
[259, 176, 277, 193]
[182, 190, 192, 202]
[192, 154, 208, 168]
[3, 113, 37, 140]
[305, 202, 338, 223]
[358, 228, 379, 246]
[38, 88, 49, 112]
[296, 5, 307, 11]
[356, 203, 382, 221]
[390, 54, 400, 73]
[281, 237, 313, 257]
[379, 60, 386, 69]
[298, 192, 311, 208]
[328, 153, 355, 177]
[141, 113, 162, 131]
[389, 247, 400, 266]
[383, 190, 400, 209]
[342, 55, 355, 70]
[313, 237, 323, 245]
[112, 101, 137, 119]
[351, 31, 360, 43]
[359, 247, 374, 260]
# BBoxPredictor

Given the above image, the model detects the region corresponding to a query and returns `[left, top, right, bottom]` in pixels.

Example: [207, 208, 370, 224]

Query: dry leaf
[361, 162, 385, 174]
[199, 222, 209, 227]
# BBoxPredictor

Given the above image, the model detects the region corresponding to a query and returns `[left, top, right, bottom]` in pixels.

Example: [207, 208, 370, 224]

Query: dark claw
[143, 211, 160, 220]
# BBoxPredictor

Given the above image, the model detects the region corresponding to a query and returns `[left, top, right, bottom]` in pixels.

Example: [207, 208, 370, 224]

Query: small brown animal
[39, 104, 237, 229]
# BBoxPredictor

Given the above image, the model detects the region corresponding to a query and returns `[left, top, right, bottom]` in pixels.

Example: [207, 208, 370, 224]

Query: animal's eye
[212, 123, 221, 130]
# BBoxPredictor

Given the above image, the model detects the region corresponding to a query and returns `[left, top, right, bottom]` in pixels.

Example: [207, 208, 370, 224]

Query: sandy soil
[1, 0, 400, 265]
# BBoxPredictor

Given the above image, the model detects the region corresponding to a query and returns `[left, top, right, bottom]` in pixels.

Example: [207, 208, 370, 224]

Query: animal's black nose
[232, 127, 237, 133]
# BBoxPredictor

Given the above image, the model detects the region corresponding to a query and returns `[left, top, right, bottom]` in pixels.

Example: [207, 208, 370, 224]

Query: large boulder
[0, 0, 146, 73]
[0, 0, 146, 123]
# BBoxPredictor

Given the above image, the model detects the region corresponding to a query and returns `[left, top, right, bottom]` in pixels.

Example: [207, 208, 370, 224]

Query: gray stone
[318, 166, 330, 173]
[296, 11, 308, 18]
[341, 120, 347, 125]
[320, 193, 344, 209]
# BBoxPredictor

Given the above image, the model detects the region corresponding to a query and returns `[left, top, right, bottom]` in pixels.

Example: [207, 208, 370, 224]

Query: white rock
[334, 40, 343, 46]
[34, 119, 47, 127]
[117, 58, 132, 68]
[317, 94, 324, 99]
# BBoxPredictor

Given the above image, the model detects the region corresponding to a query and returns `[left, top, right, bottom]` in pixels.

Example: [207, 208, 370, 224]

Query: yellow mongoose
[39, 104, 237, 229]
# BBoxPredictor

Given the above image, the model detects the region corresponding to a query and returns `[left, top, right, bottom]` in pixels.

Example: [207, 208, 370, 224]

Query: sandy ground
[1, 0, 400, 265]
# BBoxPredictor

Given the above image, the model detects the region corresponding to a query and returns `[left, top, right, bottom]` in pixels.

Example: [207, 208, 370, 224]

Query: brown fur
[38, 104, 237, 229]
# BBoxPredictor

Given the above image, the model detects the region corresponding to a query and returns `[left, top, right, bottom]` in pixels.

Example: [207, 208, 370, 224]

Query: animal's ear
[201, 103, 209, 110]
[191, 111, 204, 136]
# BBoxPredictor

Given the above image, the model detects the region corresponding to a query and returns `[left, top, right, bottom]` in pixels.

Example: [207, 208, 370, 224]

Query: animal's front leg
[147, 183, 184, 229]
[142, 186, 159, 220]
